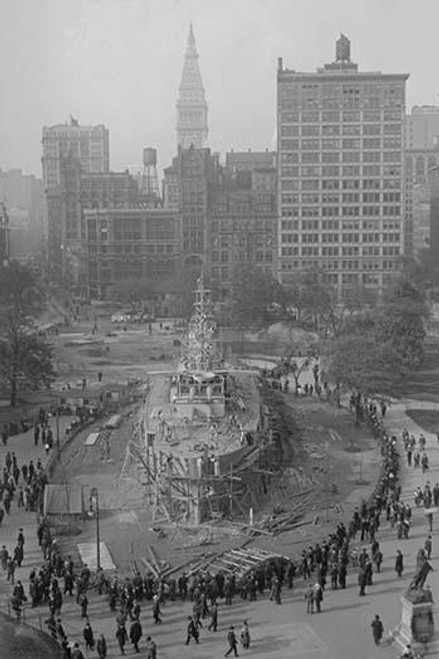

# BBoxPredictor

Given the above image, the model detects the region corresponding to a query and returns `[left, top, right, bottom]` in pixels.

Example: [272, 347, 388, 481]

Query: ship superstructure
[125, 277, 268, 524]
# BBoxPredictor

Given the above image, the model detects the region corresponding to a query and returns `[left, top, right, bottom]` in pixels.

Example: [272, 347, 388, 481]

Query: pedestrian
[358, 568, 367, 596]
[225, 625, 239, 657]
[152, 595, 162, 624]
[208, 601, 218, 632]
[129, 619, 142, 653]
[96, 633, 107, 659]
[185, 615, 200, 645]
[371, 614, 384, 645]
[395, 550, 404, 578]
[241, 620, 250, 649]
[116, 624, 127, 656]
[79, 592, 88, 618]
[313, 582, 323, 612]
[71, 643, 86, 659]
[305, 584, 314, 613]
[34, 425, 40, 446]
[425, 535, 433, 560]
[83, 621, 95, 651]
[145, 635, 157, 659]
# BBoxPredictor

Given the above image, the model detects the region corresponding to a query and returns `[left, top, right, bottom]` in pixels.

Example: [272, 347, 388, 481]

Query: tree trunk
[10, 377, 17, 407]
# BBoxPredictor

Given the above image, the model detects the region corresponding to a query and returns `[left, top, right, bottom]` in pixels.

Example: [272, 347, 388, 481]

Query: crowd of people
[0, 393, 435, 658]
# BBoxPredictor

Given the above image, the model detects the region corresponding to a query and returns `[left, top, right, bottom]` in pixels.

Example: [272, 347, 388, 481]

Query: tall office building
[42, 117, 109, 189]
[176, 25, 208, 149]
[42, 117, 110, 273]
[277, 35, 409, 298]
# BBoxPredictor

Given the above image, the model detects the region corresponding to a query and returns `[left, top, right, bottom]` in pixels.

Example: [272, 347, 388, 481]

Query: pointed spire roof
[179, 24, 204, 94]
[176, 25, 208, 149]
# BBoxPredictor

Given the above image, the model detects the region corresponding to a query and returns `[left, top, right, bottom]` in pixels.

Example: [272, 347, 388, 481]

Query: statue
[406, 560, 433, 598]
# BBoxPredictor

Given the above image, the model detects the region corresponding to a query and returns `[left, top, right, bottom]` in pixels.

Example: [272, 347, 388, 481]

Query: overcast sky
[1, 0, 439, 178]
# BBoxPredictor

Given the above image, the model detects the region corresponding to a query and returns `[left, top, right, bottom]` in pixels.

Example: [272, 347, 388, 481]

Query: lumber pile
[246, 489, 315, 537]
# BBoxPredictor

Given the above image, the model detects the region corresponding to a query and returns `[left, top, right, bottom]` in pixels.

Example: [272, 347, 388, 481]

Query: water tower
[141, 147, 160, 203]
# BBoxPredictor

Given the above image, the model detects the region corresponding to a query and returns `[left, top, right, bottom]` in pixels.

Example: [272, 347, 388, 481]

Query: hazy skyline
[1, 0, 439, 178]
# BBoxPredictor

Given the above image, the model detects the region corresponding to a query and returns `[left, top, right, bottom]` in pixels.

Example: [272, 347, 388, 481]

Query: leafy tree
[376, 276, 428, 368]
[0, 262, 56, 406]
[326, 331, 405, 420]
[283, 270, 335, 332]
[228, 264, 285, 328]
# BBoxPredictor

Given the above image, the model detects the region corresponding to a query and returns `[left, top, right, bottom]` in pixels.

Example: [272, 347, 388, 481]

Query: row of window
[280, 136, 402, 150]
[280, 148, 402, 163]
[281, 205, 401, 217]
[281, 123, 402, 136]
[281, 232, 400, 243]
[280, 248, 399, 265]
[211, 251, 273, 263]
[280, 159, 402, 177]
[279, 110, 403, 123]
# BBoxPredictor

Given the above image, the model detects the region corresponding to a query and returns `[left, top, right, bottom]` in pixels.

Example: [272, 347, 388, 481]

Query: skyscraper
[42, 117, 109, 189]
[42, 117, 110, 275]
[176, 24, 208, 149]
[277, 35, 409, 298]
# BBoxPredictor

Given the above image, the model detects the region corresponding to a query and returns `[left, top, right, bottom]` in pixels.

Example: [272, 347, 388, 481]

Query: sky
[1, 0, 439, 178]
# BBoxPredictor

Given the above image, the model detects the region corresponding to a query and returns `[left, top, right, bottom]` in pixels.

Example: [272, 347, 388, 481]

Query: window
[342, 111, 360, 122]
[322, 111, 340, 122]
[302, 125, 320, 136]
[322, 152, 340, 163]
[322, 125, 340, 135]
[301, 139, 320, 150]
[363, 111, 381, 122]
[363, 138, 381, 149]
[322, 166, 340, 177]
[301, 111, 319, 122]
[342, 138, 361, 149]
[342, 124, 361, 135]
[301, 152, 319, 163]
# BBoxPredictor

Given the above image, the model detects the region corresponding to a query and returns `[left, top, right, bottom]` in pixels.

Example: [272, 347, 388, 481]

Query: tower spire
[176, 24, 208, 150]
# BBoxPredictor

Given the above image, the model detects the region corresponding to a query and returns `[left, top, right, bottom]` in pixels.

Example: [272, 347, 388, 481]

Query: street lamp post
[90, 487, 101, 571]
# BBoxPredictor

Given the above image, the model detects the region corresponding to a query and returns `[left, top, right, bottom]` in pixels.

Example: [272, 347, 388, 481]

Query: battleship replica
[124, 276, 274, 525]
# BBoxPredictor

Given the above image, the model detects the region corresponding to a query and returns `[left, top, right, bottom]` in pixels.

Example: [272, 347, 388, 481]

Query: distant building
[0, 169, 44, 259]
[208, 162, 277, 298]
[405, 106, 439, 150]
[49, 153, 140, 291]
[404, 146, 439, 256]
[176, 25, 208, 150]
[82, 207, 180, 307]
[277, 34, 409, 298]
[0, 202, 10, 266]
[42, 117, 110, 188]
[164, 146, 220, 273]
[42, 118, 110, 272]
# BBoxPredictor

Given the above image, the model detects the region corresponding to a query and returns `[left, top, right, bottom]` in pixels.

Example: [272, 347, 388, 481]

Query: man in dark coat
[371, 614, 384, 645]
[116, 624, 127, 655]
[83, 621, 95, 651]
[97, 633, 107, 659]
[225, 625, 239, 657]
[185, 615, 200, 645]
[395, 550, 404, 577]
[129, 619, 142, 653]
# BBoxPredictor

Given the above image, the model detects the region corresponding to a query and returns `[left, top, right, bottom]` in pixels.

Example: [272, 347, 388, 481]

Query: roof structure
[176, 24, 208, 149]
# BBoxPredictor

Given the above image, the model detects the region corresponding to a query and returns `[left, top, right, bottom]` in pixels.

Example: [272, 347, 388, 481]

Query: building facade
[405, 106, 439, 150]
[42, 118, 110, 188]
[209, 151, 277, 297]
[176, 25, 208, 150]
[42, 118, 110, 272]
[404, 146, 439, 256]
[83, 207, 180, 304]
[277, 35, 408, 298]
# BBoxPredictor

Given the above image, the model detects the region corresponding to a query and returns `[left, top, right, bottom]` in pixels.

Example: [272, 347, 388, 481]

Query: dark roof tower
[176, 24, 208, 149]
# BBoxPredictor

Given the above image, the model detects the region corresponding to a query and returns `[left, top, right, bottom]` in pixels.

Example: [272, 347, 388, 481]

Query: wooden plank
[148, 545, 162, 573]
[140, 556, 160, 579]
